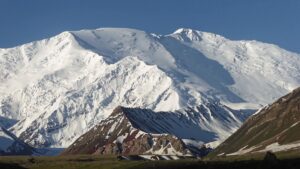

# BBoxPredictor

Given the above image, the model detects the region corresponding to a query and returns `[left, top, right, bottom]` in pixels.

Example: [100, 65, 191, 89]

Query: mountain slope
[210, 87, 300, 156]
[62, 103, 251, 155]
[1, 28, 300, 148]
[0, 126, 33, 155]
[61, 106, 194, 156]
[62, 105, 240, 156]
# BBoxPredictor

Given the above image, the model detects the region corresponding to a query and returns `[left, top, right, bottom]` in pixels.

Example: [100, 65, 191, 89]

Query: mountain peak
[172, 28, 203, 41]
[173, 28, 196, 34]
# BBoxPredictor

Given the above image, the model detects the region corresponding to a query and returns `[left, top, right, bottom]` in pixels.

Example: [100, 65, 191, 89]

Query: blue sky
[0, 0, 299, 53]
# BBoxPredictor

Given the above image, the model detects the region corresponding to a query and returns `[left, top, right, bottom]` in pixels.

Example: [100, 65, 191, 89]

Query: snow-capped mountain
[210, 87, 300, 156]
[0, 126, 33, 155]
[1, 28, 300, 149]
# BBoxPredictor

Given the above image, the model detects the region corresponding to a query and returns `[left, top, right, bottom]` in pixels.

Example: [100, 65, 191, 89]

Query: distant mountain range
[1, 27, 300, 155]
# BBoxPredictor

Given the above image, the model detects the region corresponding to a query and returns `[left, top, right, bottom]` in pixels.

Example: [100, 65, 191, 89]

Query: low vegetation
[0, 153, 300, 169]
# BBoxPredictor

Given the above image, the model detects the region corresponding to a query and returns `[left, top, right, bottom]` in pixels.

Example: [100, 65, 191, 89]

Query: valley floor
[1, 154, 300, 169]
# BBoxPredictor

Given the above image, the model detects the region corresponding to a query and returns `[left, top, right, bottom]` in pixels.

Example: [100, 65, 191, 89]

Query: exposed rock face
[210, 87, 300, 156]
[61, 106, 213, 156]
[96, 134, 189, 156]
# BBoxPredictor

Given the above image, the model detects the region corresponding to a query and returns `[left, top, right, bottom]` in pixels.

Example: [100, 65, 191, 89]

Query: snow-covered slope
[169, 29, 300, 105]
[1, 28, 300, 148]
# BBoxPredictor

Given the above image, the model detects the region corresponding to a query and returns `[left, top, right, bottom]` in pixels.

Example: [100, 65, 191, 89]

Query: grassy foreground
[0, 154, 300, 169]
[0, 155, 140, 169]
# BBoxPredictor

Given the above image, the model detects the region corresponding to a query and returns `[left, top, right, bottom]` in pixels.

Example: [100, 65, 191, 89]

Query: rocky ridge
[211, 87, 300, 156]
